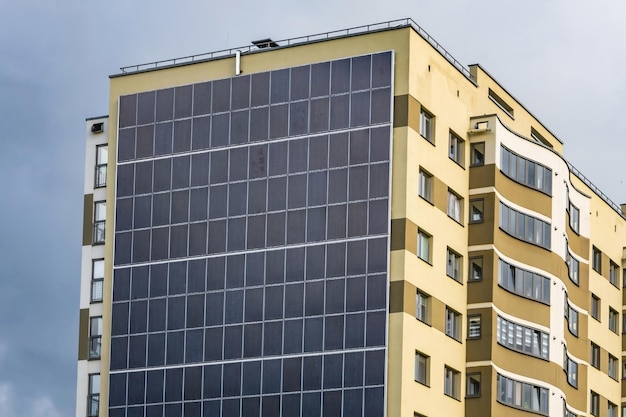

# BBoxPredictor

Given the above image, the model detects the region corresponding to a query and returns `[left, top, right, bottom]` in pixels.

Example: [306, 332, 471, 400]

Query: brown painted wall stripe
[78, 308, 89, 360]
[83, 194, 93, 246]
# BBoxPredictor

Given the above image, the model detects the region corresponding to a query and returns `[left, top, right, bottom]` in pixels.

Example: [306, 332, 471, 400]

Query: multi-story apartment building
[75, 18, 626, 417]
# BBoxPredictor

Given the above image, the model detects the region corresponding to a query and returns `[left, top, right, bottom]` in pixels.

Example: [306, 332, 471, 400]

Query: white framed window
[469, 257, 483, 282]
[87, 373, 100, 417]
[416, 290, 430, 324]
[608, 402, 617, 417]
[89, 317, 102, 360]
[590, 391, 599, 417]
[496, 374, 548, 414]
[590, 342, 600, 369]
[93, 201, 106, 245]
[448, 131, 464, 166]
[444, 366, 460, 399]
[91, 259, 104, 303]
[592, 246, 602, 273]
[420, 108, 434, 143]
[418, 168, 433, 203]
[610, 260, 619, 287]
[609, 308, 619, 334]
[469, 199, 484, 223]
[566, 251, 579, 285]
[447, 190, 462, 223]
[446, 248, 462, 282]
[470, 142, 485, 166]
[568, 202, 579, 233]
[591, 294, 600, 321]
[609, 354, 618, 380]
[445, 307, 461, 341]
[466, 373, 481, 397]
[468, 315, 481, 339]
[565, 355, 578, 387]
[415, 351, 429, 386]
[417, 229, 432, 264]
[95, 144, 108, 188]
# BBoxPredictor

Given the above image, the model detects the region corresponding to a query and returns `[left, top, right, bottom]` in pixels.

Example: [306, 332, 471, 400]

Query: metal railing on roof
[118, 18, 472, 81]
[566, 162, 624, 217]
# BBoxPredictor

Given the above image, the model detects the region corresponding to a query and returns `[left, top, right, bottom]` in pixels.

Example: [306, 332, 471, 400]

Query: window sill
[447, 215, 464, 227]
[448, 157, 465, 170]
[443, 393, 461, 402]
[446, 275, 464, 285]
[414, 380, 430, 388]
[419, 195, 434, 206]
[420, 135, 435, 146]
[416, 318, 432, 327]
[417, 256, 432, 266]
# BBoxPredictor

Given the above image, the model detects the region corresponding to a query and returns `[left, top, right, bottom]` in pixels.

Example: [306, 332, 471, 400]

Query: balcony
[94, 165, 107, 188]
[93, 221, 105, 245]
[88, 336, 101, 360]
[87, 394, 99, 417]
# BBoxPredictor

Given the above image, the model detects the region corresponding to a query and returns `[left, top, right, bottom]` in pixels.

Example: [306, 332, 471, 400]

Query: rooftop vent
[91, 122, 104, 134]
[252, 38, 279, 49]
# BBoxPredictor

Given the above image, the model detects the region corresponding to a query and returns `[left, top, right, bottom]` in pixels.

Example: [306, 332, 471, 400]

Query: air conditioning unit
[91, 122, 104, 133]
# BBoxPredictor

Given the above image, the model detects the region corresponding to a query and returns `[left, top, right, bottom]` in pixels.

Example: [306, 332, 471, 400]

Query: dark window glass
[246, 252, 265, 286]
[344, 351, 364, 387]
[371, 87, 391, 124]
[324, 353, 343, 388]
[288, 174, 307, 208]
[364, 387, 384, 417]
[264, 285, 284, 320]
[349, 165, 368, 201]
[283, 394, 301, 416]
[110, 336, 128, 369]
[230, 147, 249, 181]
[331, 59, 350, 94]
[247, 214, 266, 249]
[365, 349, 385, 385]
[171, 156, 190, 189]
[329, 132, 348, 168]
[303, 356, 323, 390]
[370, 126, 390, 162]
[185, 329, 204, 363]
[352, 55, 371, 91]
[152, 193, 170, 226]
[119, 94, 137, 127]
[190, 153, 209, 187]
[267, 177, 287, 211]
[113, 268, 130, 302]
[173, 85, 192, 119]
[304, 317, 323, 352]
[146, 405, 163, 417]
[368, 237, 387, 273]
[154, 122, 173, 156]
[208, 219, 226, 254]
[228, 182, 248, 216]
[330, 94, 350, 130]
[283, 357, 302, 392]
[146, 369, 164, 403]
[224, 290, 244, 323]
[290, 101, 309, 136]
[223, 325, 243, 359]
[262, 396, 280, 417]
[283, 319, 303, 354]
[326, 242, 346, 277]
[305, 281, 324, 316]
[150, 228, 168, 262]
[372, 52, 392, 87]
[242, 361, 262, 395]
[263, 321, 282, 355]
[344, 389, 363, 417]
[191, 115, 210, 151]
[204, 327, 223, 361]
[210, 113, 229, 148]
[166, 330, 184, 365]
[349, 129, 369, 165]
[308, 135, 328, 171]
[193, 82, 211, 116]
[186, 294, 205, 328]
[249, 107, 269, 142]
[168, 261, 187, 295]
[116, 164, 134, 197]
[227, 217, 246, 251]
[266, 212, 286, 247]
[111, 302, 129, 335]
[249, 144, 268, 179]
[366, 311, 386, 347]
[243, 323, 263, 357]
[209, 150, 228, 184]
[189, 224, 207, 257]
[135, 160, 153, 194]
[202, 364, 222, 398]
[212, 79, 231, 113]
[148, 298, 166, 332]
[351, 91, 370, 127]
[137, 91, 155, 125]
[167, 296, 185, 330]
[189, 187, 208, 222]
[346, 276, 365, 312]
[326, 278, 345, 314]
[245, 287, 263, 322]
[269, 141, 288, 176]
[367, 274, 386, 310]
[153, 159, 171, 192]
[206, 256, 225, 290]
[173, 119, 191, 153]
[248, 179, 267, 215]
[116, 198, 133, 232]
[208, 185, 227, 219]
[118, 128, 136, 161]
[308, 171, 327, 206]
[149, 264, 167, 297]
[327, 204, 347, 240]
[348, 202, 367, 237]
[302, 392, 321, 417]
[306, 244, 326, 280]
[285, 283, 304, 318]
[108, 373, 127, 407]
[251, 72, 270, 106]
[262, 359, 282, 394]
[147, 334, 165, 369]
[287, 210, 306, 244]
[291, 65, 310, 100]
[271, 69, 290, 104]
[265, 250, 285, 284]
[132, 196, 150, 230]
[231, 75, 250, 110]
[114, 231, 132, 265]
[222, 362, 242, 397]
[328, 169, 348, 204]
[311, 62, 330, 97]
[286, 247, 305, 282]
[345, 313, 365, 348]
[136, 125, 154, 158]
[188, 259, 206, 293]
[324, 315, 344, 350]
[369, 163, 389, 199]
[171, 190, 189, 223]
[347, 239, 366, 276]
[164, 404, 181, 417]
[310, 97, 329, 133]
[205, 291, 224, 326]
[156, 88, 174, 122]
[269, 104, 289, 139]
[130, 300, 148, 333]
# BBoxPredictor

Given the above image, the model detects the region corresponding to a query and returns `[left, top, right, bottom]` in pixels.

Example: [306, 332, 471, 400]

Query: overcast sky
[1, 1, 625, 415]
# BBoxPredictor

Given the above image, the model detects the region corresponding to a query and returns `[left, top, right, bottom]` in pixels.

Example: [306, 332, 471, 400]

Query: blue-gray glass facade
[110, 51, 393, 417]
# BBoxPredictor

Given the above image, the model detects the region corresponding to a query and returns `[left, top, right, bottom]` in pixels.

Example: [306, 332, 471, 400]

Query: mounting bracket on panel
[468, 121, 490, 135]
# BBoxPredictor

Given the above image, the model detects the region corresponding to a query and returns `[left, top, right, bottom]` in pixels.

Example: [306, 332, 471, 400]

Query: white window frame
[417, 229, 432, 264]
[448, 131, 464, 166]
[444, 366, 460, 399]
[445, 307, 460, 341]
[415, 351, 429, 386]
[446, 248, 462, 282]
[416, 290, 430, 324]
[420, 108, 434, 143]
[418, 168, 433, 203]
[447, 190, 462, 223]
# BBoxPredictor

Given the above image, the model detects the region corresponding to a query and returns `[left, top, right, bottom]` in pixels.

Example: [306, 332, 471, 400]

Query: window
[87, 374, 100, 417]
[531, 127, 552, 148]
[416, 290, 430, 324]
[470, 142, 485, 166]
[497, 259, 550, 304]
[468, 315, 481, 339]
[566, 303, 578, 336]
[93, 201, 106, 245]
[622, 313, 626, 333]
[566, 251, 579, 285]
[415, 351, 429, 386]
[468, 257, 483, 282]
[622, 360, 626, 379]
[94, 145, 108, 188]
[496, 374, 548, 414]
[447, 190, 462, 223]
[590, 343, 600, 369]
[609, 354, 618, 380]
[449, 131, 464, 166]
[608, 402, 617, 417]
[568, 202, 579, 233]
[610, 260, 619, 287]
[592, 246, 601, 273]
[418, 168, 433, 203]
[446, 248, 462, 282]
[500, 145, 552, 194]
[445, 307, 461, 341]
[89, 317, 102, 360]
[564, 354, 578, 388]
[417, 229, 432, 264]
[488, 88, 514, 118]
[609, 308, 619, 334]
[420, 107, 434, 143]
[590, 391, 599, 417]
[469, 199, 484, 223]
[466, 373, 481, 397]
[496, 315, 549, 359]
[591, 294, 600, 321]
[444, 366, 460, 399]
[91, 259, 104, 303]
[499, 202, 551, 249]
